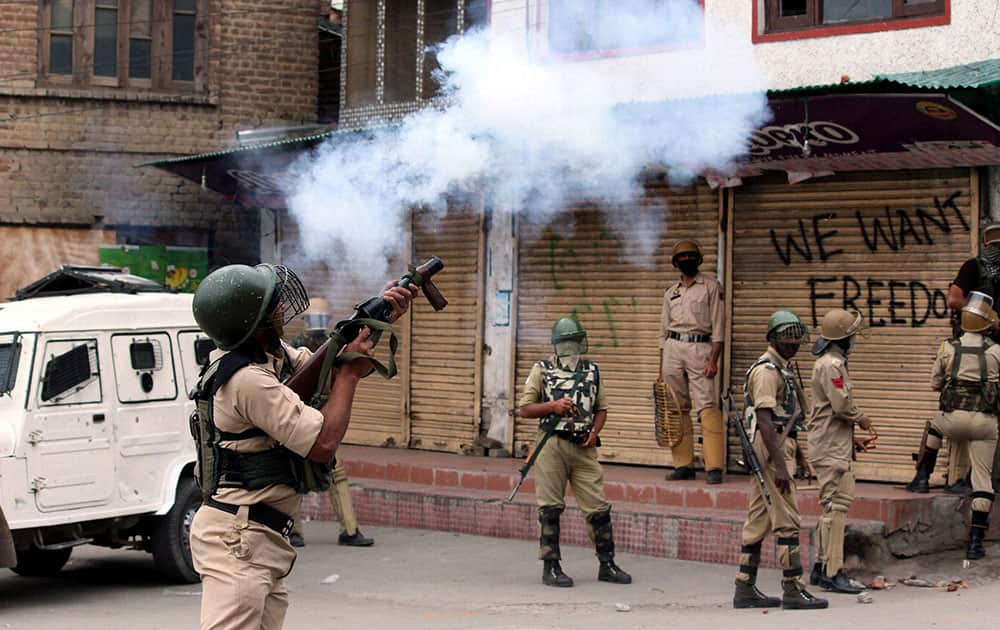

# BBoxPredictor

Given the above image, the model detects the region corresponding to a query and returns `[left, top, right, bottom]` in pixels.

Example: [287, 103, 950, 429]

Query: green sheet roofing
[768, 57, 1000, 96]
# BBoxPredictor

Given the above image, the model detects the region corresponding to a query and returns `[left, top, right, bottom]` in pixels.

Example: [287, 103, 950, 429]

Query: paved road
[1, 523, 997, 629]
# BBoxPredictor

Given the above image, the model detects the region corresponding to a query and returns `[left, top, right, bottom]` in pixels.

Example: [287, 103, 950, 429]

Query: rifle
[723, 392, 771, 507]
[285, 257, 448, 406]
[507, 405, 577, 502]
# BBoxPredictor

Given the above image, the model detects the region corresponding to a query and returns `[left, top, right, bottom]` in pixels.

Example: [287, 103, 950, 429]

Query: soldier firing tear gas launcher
[285, 257, 448, 406]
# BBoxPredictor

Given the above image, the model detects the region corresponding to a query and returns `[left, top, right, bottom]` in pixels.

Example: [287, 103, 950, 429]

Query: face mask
[554, 340, 583, 371]
[775, 341, 800, 360]
[677, 260, 700, 277]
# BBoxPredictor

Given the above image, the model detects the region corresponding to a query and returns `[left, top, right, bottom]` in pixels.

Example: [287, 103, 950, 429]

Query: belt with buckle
[206, 498, 294, 538]
[667, 330, 710, 344]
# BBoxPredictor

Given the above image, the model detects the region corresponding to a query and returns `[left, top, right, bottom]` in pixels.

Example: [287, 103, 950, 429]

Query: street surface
[2, 523, 999, 629]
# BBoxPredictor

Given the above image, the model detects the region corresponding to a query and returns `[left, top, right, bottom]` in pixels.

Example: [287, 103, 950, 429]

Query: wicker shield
[653, 349, 685, 447]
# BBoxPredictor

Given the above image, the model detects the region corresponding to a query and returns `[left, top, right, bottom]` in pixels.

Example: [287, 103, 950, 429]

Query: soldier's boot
[781, 581, 829, 610]
[542, 560, 574, 587]
[338, 530, 374, 547]
[818, 569, 864, 594]
[588, 509, 632, 584]
[905, 446, 938, 494]
[667, 411, 696, 480]
[945, 471, 973, 496]
[906, 424, 941, 494]
[539, 506, 571, 587]
[700, 408, 726, 485]
[733, 579, 781, 609]
[967, 510, 989, 561]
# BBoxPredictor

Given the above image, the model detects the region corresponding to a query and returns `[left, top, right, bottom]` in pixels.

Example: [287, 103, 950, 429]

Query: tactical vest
[940, 337, 1000, 415]
[188, 348, 332, 500]
[539, 359, 600, 436]
[743, 357, 805, 438]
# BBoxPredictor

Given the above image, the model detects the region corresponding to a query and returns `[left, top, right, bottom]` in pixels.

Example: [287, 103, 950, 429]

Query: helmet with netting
[766, 310, 809, 343]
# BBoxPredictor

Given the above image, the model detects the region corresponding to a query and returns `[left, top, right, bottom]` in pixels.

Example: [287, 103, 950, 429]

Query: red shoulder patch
[831, 377, 844, 389]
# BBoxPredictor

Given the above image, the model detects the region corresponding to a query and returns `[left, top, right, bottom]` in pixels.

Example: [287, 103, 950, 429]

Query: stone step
[302, 476, 888, 570]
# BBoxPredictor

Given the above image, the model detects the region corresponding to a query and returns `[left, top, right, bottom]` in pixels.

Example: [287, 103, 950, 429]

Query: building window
[764, 0, 946, 35]
[547, 0, 703, 59]
[39, 0, 207, 91]
[345, 0, 487, 108]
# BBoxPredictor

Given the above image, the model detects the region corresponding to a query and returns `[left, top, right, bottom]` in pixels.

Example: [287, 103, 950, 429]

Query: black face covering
[677, 260, 700, 277]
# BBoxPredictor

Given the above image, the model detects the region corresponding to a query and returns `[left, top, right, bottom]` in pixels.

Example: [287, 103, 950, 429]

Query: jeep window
[130, 339, 161, 371]
[41, 341, 100, 403]
[0, 338, 21, 395]
[194, 337, 215, 366]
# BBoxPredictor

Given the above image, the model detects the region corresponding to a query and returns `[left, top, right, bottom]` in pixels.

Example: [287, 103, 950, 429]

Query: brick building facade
[0, 0, 326, 297]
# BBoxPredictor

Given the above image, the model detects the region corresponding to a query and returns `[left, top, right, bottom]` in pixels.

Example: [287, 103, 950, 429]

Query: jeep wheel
[152, 477, 201, 583]
[11, 545, 72, 577]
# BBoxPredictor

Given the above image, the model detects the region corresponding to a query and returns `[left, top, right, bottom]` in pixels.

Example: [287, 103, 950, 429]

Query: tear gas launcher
[285, 257, 448, 407]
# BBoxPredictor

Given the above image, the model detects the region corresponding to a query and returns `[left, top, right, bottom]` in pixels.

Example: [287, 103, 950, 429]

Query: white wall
[489, 0, 1000, 97]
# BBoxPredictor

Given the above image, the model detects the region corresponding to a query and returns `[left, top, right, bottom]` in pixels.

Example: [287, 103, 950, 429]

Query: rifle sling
[309, 318, 399, 408]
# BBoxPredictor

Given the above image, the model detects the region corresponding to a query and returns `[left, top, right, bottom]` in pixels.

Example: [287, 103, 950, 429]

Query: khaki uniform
[929, 332, 1000, 513]
[191, 343, 323, 630]
[736, 348, 805, 588]
[807, 345, 864, 579]
[521, 359, 612, 558]
[659, 272, 725, 470]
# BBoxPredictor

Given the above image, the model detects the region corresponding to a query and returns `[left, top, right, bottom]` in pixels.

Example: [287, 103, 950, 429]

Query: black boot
[967, 510, 989, 560]
[543, 560, 574, 587]
[706, 470, 723, 485]
[945, 472, 973, 496]
[667, 466, 695, 480]
[733, 580, 781, 609]
[598, 555, 632, 584]
[338, 529, 374, 547]
[781, 582, 829, 610]
[289, 532, 305, 548]
[809, 563, 822, 586]
[905, 447, 938, 494]
[818, 569, 864, 594]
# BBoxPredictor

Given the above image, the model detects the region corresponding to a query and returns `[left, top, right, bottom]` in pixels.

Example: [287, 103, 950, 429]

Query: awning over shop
[142, 59, 1000, 205]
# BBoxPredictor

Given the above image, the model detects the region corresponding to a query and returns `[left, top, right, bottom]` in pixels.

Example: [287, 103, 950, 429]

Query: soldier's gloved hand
[550, 398, 575, 416]
[382, 281, 419, 323]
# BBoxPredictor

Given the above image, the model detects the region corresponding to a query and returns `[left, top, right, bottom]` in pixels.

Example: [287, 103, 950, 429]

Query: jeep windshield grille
[0, 336, 21, 396]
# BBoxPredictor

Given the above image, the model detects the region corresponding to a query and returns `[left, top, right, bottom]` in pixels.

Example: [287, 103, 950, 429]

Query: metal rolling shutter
[728, 169, 976, 483]
[408, 200, 485, 453]
[279, 213, 407, 448]
[513, 180, 720, 465]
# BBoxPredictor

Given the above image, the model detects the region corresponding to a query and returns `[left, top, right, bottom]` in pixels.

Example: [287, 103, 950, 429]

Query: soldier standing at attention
[189, 264, 415, 629]
[287, 298, 374, 548]
[733, 311, 827, 610]
[907, 293, 1000, 560]
[659, 240, 726, 484]
[519, 317, 631, 588]
[807, 309, 873, 595]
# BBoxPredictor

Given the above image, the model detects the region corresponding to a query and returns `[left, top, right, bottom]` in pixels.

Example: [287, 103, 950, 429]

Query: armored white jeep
[0, 267, 212, 583]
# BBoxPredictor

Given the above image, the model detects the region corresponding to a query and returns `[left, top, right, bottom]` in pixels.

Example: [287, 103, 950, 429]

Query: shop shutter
[728, 169, 976, 483]
[279, 213, 407, 448]
[408, 198, 485, 453]
[513, 179, 720, 465]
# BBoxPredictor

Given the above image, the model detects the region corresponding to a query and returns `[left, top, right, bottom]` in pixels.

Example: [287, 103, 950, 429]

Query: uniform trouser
[291, 461, 358, 537]
[813, 463, 855, 578]
[930, 410, 998, 512]
[535, 432, 612, 560]
[736, 434, 804, 587]
[191, 504, 297, 630]
[661, 338, 722, 470]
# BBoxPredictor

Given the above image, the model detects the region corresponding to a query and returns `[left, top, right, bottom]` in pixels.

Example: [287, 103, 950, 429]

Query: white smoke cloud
[285, 0, 769, 283]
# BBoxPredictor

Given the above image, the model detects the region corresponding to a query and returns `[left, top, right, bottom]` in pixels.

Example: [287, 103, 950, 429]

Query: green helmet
[193, 264, 278, 351]
[551, 317, 585, 344]
[766, 310, 809, 342]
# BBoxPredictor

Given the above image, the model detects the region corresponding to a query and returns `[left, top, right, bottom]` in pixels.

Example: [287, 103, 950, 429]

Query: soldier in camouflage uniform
[519, 317, 631, 588]
[287, 299, 374, 548]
